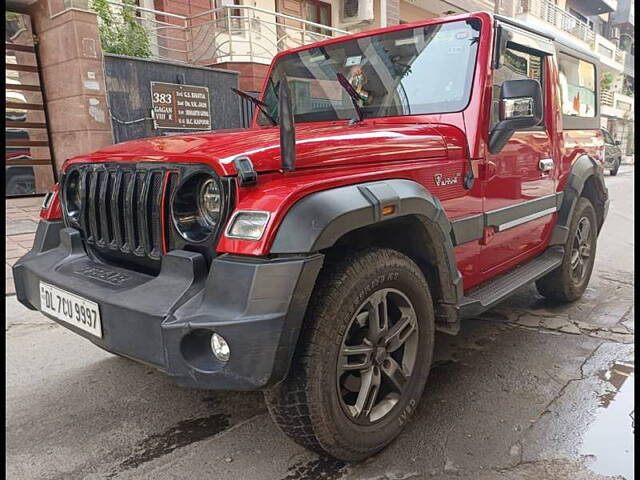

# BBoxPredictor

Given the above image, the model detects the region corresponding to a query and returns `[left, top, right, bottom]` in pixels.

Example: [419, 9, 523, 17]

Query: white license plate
[39, 282, 102, 338]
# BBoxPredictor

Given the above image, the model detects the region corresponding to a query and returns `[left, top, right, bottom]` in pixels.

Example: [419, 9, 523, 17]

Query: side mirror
[488, 79, 543, 154]
[615, 140, 622, 146]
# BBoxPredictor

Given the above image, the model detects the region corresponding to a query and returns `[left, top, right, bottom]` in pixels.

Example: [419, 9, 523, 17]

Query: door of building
[276, 0, 306, 51]
[5, 11, 56, 197]
[305, 0, 331, 35]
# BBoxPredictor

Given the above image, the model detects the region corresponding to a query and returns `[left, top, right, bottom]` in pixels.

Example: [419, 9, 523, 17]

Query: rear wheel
[264, 248, 434, 461]
[536, 197, 598, 302]
[610, 158, 620, 176]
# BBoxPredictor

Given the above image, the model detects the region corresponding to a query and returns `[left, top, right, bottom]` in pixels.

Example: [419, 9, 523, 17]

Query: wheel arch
[271, 179, 464, 334]
[550, 154, 608, 245]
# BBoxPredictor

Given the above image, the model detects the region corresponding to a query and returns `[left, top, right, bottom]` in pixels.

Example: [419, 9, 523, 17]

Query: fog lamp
[211, 332, 230, 362]
[225, 211, 270, 240]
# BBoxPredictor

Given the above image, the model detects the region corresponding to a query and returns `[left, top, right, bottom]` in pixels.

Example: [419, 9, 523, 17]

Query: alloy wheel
[337, 288, 419, 425]
[571, 216, 592, 283]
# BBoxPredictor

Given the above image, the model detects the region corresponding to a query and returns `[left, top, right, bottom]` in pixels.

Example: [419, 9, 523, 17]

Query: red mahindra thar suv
[14, 12, 609, 460]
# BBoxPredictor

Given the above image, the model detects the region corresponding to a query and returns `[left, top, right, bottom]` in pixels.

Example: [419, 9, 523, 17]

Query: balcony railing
[601, 90, 615, 107]
[519, 0, 595, 47]
[595, 34, 626, 70]
[104, 2, 348, 65]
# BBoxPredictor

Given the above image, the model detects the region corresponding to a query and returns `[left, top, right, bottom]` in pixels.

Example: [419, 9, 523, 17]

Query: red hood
[67, 122, 452, 176]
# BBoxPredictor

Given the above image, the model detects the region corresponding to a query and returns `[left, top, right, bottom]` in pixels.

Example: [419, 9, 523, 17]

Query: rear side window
[491, 46, 544, 127]
[558, 53, 596, 118]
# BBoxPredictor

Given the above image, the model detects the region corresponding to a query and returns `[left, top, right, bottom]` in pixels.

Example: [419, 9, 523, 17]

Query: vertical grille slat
[149, 171, 164, 259]
[164, 172, 179, 255]
[109, 170, 123, 250]
[87, 170, 100, 244]
[98, 168, 111, 247]
[123, 170, 137, 254]
[79, 168, 90, 237]
[136, 171, 151, 257]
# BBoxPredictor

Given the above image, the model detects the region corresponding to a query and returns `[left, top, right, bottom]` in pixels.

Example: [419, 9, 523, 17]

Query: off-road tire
[536, 197, 598, 302]
[264, 248, 435, 461]
[610, 158, 620, 176]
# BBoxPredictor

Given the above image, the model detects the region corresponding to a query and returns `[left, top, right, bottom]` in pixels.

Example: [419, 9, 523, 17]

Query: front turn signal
[225, 211, 270, 241]
[40, 184, 62, 221]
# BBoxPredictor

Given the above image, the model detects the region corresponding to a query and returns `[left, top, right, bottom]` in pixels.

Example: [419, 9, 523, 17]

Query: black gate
[104, 54, 244, 143]
[239, 93, 258, 128]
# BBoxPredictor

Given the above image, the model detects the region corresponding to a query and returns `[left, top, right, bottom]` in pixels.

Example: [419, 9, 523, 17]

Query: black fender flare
[550, 154, 609, 245]
[271, 179, 464, 316]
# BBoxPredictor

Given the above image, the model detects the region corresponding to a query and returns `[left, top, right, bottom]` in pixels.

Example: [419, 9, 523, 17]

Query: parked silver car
[601, 127, 623, 176]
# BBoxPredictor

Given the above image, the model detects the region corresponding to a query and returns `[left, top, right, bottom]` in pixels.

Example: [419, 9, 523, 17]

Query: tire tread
[265, 248, 431, 460]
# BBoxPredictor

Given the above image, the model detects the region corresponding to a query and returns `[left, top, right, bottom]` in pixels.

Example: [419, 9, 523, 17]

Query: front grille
[62, 164, 175, 266]
[62, 162, 234, 273]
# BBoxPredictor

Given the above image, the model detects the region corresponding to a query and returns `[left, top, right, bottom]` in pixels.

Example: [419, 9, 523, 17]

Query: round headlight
[198, 178, 221, 227]
[172, 173, 223, 243]
[64, 170, 81, 223]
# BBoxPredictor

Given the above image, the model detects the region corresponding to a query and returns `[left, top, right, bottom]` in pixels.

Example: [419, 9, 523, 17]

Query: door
[276, 0, 306, 51]
[480, 44, 556, 274]
[305, 0, 332, 36]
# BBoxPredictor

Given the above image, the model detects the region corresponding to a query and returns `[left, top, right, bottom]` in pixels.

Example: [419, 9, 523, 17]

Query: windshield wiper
[335, 72, 364, 123]
[231, 88, 277, 126]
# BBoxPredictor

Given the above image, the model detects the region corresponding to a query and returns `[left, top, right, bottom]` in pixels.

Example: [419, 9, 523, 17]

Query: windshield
[258, 19, 481, 125]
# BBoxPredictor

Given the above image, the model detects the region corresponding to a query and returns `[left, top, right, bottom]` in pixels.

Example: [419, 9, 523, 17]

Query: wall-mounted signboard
[150, 81, 211, 130]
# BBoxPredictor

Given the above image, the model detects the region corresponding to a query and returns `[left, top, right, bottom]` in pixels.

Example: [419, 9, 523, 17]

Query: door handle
[539, 158, 554, 172]
[481, 160, 497, 180]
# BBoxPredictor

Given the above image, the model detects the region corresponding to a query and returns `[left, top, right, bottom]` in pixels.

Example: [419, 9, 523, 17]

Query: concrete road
[6, 167, 634, 480]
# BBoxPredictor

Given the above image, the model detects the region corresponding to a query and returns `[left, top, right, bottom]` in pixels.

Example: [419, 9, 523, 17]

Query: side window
[491, 46, 544, 127]
[558, 53, 596, 118]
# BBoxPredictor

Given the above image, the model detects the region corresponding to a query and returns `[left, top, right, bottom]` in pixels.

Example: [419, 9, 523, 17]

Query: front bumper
[13, 221, 323, 390]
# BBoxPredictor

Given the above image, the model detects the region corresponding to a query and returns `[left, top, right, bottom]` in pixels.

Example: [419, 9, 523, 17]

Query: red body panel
[59, 11, 605, 293]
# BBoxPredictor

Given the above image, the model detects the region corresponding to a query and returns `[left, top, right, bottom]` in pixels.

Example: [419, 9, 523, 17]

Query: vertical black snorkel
[279, 76, 296, 172]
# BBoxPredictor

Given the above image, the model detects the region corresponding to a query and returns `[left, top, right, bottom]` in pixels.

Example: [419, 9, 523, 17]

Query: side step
[459, 246, 564, 319]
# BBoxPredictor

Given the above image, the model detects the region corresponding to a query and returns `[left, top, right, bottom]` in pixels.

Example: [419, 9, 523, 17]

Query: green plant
[91, 0, 151, 58]
[600, 71, 614, 91]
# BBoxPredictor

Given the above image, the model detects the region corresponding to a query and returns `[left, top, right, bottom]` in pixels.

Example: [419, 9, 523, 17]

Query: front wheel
[536, 197, 598, 302]
[264, 248, 434, 461]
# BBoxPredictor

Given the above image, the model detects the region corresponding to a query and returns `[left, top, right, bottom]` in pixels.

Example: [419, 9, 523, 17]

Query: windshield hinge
[234, 157, 257, 187]
[463, 143, 474, 190]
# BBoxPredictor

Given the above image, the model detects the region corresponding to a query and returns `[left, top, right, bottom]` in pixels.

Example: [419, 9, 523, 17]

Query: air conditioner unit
[340, 0, 374, 24]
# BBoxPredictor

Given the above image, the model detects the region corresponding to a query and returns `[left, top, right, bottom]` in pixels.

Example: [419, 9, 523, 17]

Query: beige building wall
[399, 0, 436, 23]
[27, 0, 113, 173]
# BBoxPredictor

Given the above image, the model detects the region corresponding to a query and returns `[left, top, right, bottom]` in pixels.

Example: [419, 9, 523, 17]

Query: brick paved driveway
[6, 197, 42, 295]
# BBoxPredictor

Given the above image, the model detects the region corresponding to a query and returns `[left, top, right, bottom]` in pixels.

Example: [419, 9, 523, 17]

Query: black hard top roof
[494, 13, 600, 63]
